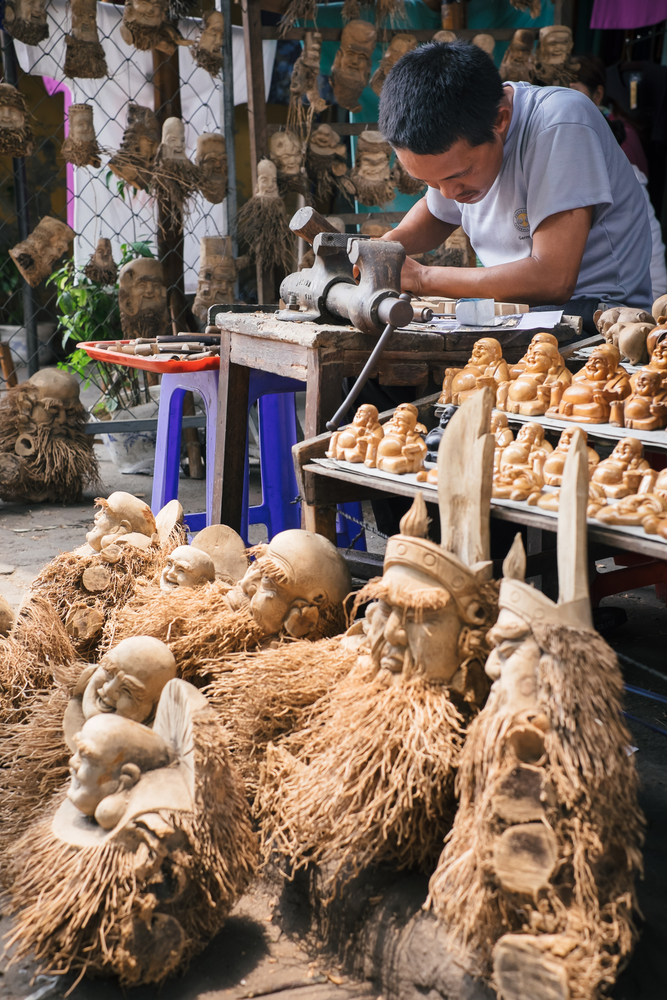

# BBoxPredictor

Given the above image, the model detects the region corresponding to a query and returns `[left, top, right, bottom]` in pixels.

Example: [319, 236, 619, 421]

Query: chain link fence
[0, 0, 270, 423]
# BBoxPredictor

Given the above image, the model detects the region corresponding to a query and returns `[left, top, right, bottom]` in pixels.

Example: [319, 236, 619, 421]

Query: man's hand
[398, 255, 430, 296]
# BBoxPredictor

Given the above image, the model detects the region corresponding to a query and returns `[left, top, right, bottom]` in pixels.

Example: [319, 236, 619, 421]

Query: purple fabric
[591, 0, 667, 30]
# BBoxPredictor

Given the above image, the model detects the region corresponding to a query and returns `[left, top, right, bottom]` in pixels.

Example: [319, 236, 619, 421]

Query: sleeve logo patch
[513, 208, 529, 232]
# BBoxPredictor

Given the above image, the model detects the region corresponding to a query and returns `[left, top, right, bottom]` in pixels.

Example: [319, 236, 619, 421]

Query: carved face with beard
[61, 104, 102, 168]
[108, 105, 160, 189]
[10, 217, 75, 288]
[118, 258, 169, 339]
[3, 0, 49, 45]
[0, 83, 33, 157]
[64, 0, 108, 79]
[331, 20, 377, 113]
[196, 133, 227, 203]
[192, 9, 224, 76]
[192, 237, 238, 322]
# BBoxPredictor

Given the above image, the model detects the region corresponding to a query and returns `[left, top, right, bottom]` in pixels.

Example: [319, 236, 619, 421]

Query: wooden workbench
[210, 311, 448, 537]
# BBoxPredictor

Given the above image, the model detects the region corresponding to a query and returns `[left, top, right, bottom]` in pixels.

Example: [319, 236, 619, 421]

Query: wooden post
[0, 342, 17, 387]
[240, 0, 274, 303]
[152, 48, 193, 331]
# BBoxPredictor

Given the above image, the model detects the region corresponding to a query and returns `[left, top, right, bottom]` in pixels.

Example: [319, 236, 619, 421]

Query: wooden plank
[261, 27, 523, 41]
[242, 0, 268, 189]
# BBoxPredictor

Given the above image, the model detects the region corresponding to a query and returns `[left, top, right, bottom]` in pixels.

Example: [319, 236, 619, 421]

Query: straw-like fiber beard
[530, 58, 579, 88]
[0, 595, 78, 723]
[5, 17, 49, 45]
[278, 0, 316, 36]
[108, 148, 154, 190]
[99, 579, 265, 685]
[29, 535, 186, 661]
[123, 19, 167, 51]
[83, 260, 118, 285]
[258, 659, 470, 896]
[305, 151, 354, 201]
[120, 303, 169, 339]
[3, 715, 257, 986]
[61, 136, 102, 168]
[64, 37, 108, 79]
[350, 167, 395, 208]
[236, 195, 296, 273]
[426, 624, 643, 997]
[192, 43, 223, 76]
[152, 156, 200, 231]
[0, 387, 99, 503]
[0, 123, 33, 156]
[391, 161, 425, 197]
[205, 637, 358, 791]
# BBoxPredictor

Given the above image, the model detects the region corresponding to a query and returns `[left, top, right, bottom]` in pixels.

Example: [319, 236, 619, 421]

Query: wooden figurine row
[327, 402, 428, 475]
[438, 296, 667, 430]
[491, 414, 667, 540]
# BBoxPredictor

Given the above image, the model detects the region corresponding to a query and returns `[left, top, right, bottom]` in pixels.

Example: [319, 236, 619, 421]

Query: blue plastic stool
[152, 369, 304, 537]
[336, 502, 367, 551]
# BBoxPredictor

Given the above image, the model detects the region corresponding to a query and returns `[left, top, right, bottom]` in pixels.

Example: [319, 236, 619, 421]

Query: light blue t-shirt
[425, 82, 652, 309]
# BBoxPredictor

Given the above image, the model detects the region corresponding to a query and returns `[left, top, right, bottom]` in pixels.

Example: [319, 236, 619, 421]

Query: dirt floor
[0, 436, 665, 1000]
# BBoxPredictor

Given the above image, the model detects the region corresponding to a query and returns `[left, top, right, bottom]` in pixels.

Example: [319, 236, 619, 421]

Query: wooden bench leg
[301, 347, 343, 542]
[212, 330, 250, 532]
[0, 343, 17, 388]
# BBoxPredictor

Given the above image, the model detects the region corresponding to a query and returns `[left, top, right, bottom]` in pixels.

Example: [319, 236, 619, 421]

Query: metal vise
[277, 207, 414, 336]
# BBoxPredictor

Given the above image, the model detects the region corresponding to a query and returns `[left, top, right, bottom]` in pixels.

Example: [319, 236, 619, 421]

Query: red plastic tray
[80, 340, 220, 374]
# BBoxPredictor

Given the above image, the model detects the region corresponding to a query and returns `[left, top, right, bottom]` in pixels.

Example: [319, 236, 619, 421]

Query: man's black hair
[378, 41, 505, 156]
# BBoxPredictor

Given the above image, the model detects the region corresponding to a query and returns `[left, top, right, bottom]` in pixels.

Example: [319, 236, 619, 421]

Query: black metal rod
[326, 293, 414, 432]
[2, 31, 38, 377]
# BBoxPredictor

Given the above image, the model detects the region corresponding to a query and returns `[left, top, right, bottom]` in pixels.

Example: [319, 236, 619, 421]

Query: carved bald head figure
[81, 636, 177, 723]
[161, 545, 216, 592]
[68, 104, 96, 143]
[256, 158, 279, 198]
[538, 25, 573, 63]
[86, 491, 156, 551]
[231, 529, 351, 638]
[159, 117, 187, 161]
[124, 0, 167, 28]
[0, 82, 27, 130]
[20, 369, 81, 443]
[331, 20, 377, 112]
[471, 337, 503, 367]
[68, 714, 173, 828]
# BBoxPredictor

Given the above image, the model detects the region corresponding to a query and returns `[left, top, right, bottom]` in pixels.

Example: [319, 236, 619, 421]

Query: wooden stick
[0, 342, 18, 387]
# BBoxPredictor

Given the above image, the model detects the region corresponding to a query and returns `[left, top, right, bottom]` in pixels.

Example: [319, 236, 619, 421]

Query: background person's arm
[381, 196, 459, 254]
[397, 206, 594, 304]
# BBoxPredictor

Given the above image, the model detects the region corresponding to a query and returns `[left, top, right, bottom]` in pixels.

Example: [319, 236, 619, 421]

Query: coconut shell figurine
[118, 256, 170, 339]
[151, 116, 199, 231]
[10, 216, 74, 288]
[0, 82, 33, 157]
[259, 391, 499, 894]
[236, 159, 295, 273]
[108, 104, 160, 191]
[64, 0, 108, 79]
[0, 368, 99, 505]
[83, 237, 118, 285]
[3, 0, 49, 45]
[120, 0, 192, 56]
[30, 495, 187, 659]
[192, 9, 223, 76]
[427, 429, 643, 1000]
[61, 103, 102, 168]
[196, 132, 227, 204]
[3, 679, 256, 987]
[306, 124, 353, 202]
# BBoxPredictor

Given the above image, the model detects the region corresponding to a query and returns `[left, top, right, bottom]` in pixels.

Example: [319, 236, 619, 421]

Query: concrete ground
[0, 428, 665, 999]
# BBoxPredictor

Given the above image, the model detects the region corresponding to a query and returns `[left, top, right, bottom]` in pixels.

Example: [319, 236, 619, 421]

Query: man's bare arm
[396, 206, 594, 304]
[382, 196, 458, 254]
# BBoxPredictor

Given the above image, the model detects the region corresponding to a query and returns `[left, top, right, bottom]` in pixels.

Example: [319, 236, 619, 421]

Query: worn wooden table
[210, 311, 448, 539]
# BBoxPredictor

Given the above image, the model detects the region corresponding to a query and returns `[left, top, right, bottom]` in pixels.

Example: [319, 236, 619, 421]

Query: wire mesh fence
[0, 0, 236, 418]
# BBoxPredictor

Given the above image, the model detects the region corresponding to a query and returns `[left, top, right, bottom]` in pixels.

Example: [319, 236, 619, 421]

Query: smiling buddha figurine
[366, 402, 427, 475]
[546, 343, 630, 423]
[496, 339, 572, 416]
[440, 338, 510, 406]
